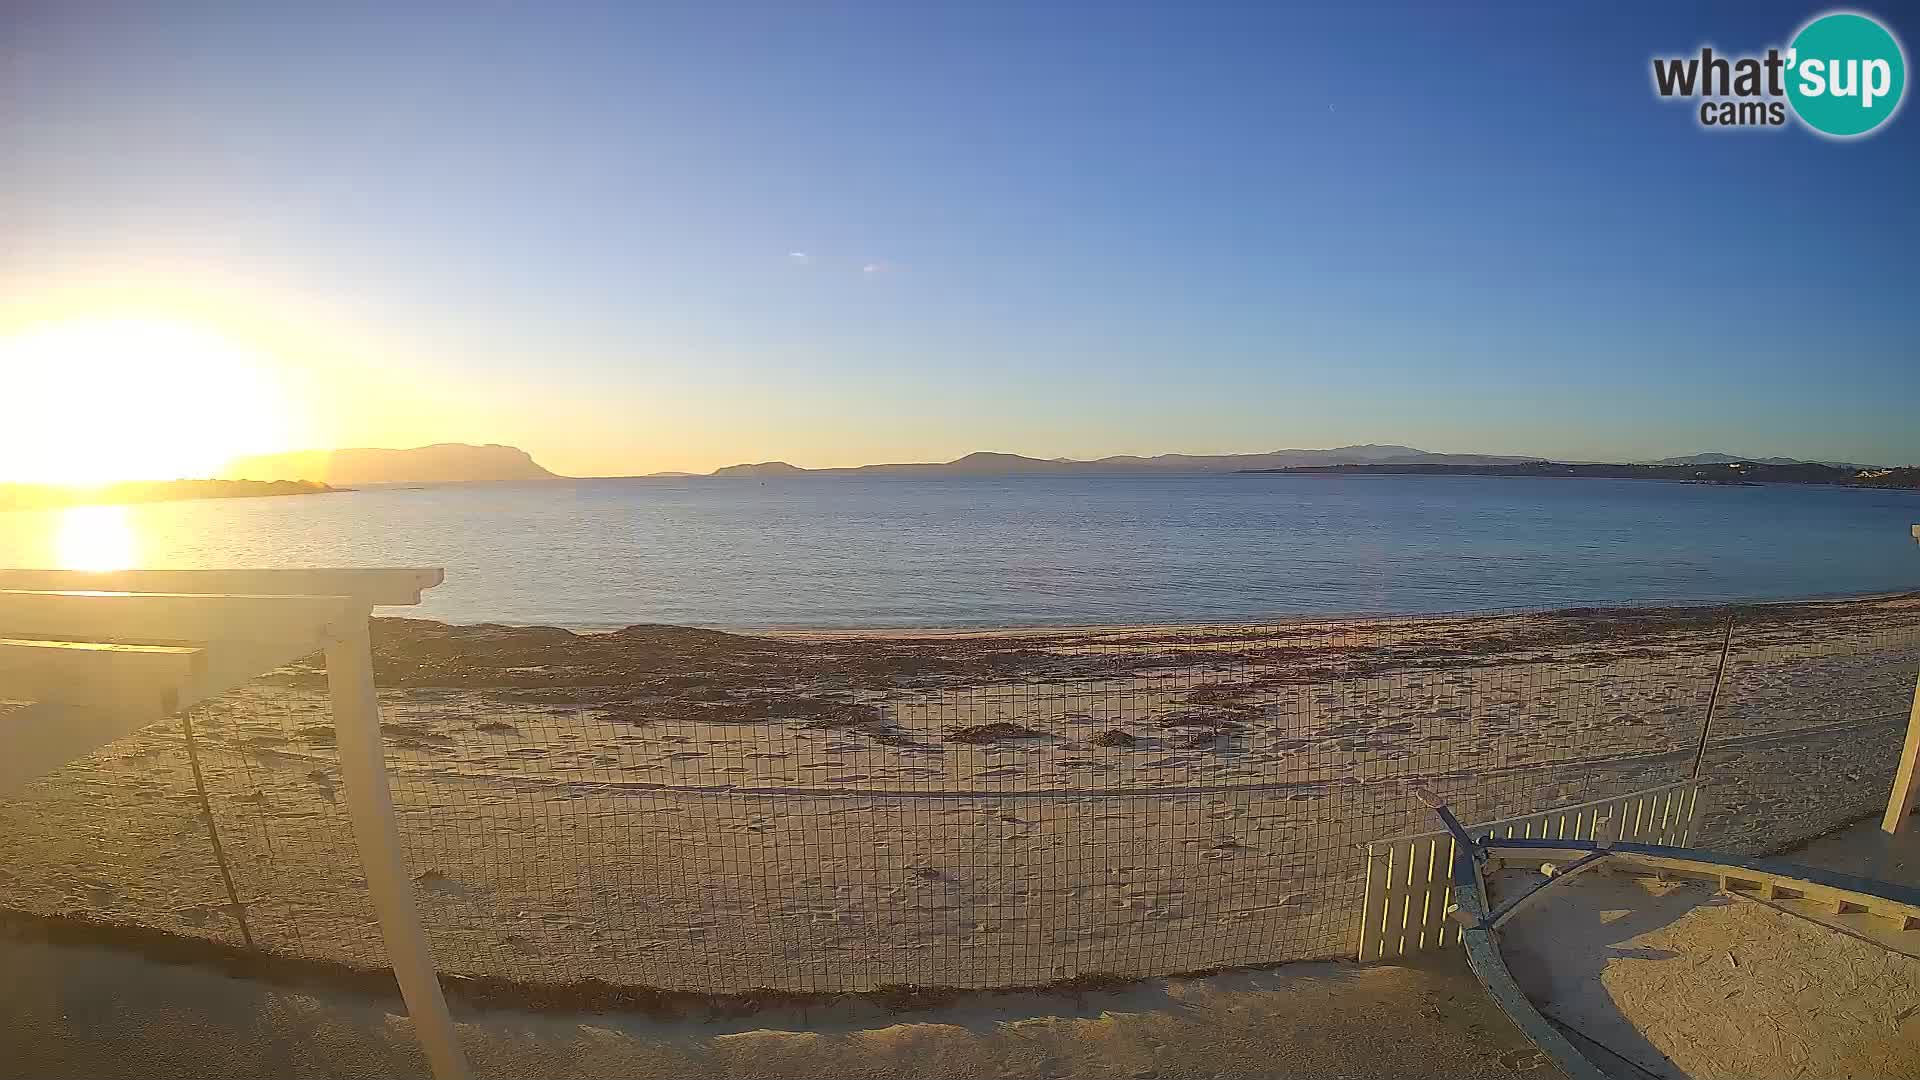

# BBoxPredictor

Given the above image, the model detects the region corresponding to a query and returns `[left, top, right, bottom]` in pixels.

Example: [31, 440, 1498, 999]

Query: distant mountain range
[713, 446, 1903, 479]
[1639, 452, 1881, 470]
[225, 443, 557, 485]
[1244, 459, 1920, 490]
[205, 442, 1901, 486]
[712, 445, 1545, 478]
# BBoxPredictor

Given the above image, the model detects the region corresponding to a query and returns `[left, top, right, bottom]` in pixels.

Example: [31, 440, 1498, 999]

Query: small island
[0, 478, 337, 512]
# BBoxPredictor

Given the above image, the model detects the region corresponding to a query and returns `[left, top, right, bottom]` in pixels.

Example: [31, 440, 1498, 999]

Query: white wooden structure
[0, 568, 468, 1080]
[1888, 524, 1920, 836]
[1356, 780, 1703, 962]
[1447, 832, 1920, 1080]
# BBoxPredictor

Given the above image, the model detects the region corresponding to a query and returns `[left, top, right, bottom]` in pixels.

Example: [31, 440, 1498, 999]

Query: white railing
[1354, 779, 1704, 962]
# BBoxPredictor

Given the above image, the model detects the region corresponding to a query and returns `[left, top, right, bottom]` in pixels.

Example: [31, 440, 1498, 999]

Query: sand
[0, 938, 1538, 1080]
[1499, 873, 1920, 1078]
[1, 595, 1916, 996]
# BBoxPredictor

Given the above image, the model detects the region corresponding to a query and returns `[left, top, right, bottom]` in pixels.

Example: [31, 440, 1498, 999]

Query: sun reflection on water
[55, 505, 139, 571]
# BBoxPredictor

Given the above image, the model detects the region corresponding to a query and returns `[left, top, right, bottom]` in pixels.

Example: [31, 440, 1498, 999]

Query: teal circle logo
[1787, 12, 1906, 137]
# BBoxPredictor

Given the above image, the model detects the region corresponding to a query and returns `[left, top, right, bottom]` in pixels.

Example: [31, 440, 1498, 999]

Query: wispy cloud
[783, 253, 901, 274]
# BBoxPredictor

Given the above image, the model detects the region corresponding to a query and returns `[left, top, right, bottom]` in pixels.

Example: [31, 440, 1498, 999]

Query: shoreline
[390, 587, 1920, 641]
[0, 479, 342, 513]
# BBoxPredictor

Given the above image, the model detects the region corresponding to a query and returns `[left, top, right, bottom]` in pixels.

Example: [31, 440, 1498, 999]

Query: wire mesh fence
[1689, 599, 1920, 854]
[0, 592, 1915, 996]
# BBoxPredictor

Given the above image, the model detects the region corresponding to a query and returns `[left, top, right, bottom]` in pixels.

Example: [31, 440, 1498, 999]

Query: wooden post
[1894, 525, 1920, 834]
[326, 618, 470, 1080]
[1690, 611, 1737, 780]
[1883, 674, 1920, 836]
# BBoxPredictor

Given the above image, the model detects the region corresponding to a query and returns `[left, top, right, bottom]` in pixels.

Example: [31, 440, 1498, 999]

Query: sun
[54, 505, 140, 571]
[0, 317, 298, 486]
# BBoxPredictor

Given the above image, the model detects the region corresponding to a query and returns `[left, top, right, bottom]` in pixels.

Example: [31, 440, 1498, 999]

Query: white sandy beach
[1, 597, 1916, 996]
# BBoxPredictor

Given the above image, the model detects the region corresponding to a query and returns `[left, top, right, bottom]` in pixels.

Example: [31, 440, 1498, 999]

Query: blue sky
[3, 1, 1917, 475]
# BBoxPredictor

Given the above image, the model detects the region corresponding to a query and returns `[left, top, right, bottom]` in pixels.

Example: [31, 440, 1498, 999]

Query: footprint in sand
[413, 869, 472, 899]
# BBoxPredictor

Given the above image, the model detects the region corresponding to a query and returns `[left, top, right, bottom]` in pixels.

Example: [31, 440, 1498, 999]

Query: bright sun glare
[54, 505, 139, 571]
[0, 317, 295, 486]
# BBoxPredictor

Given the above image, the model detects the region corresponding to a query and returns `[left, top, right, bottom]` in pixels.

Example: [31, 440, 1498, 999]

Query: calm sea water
[2, 474, 1917, 628]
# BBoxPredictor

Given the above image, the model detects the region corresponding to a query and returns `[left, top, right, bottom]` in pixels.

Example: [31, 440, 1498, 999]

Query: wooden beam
[327, 621, 470, 1080]
[1480, 840, 1920, 928]
[0, 590, 395, 797]
[0, 568, 442, 607]
[0, 702, 175, 796]
[1883, 674, 1920, 835]
[0, 570, 464, 1080]
[0, 635, 346, 795]
[1879, 524, 1915, 833]
[0, 589, 362, 647]
[0, 642, 321, 792]
[0, 637, 205, 678]
[180, 637, 327, 702]
[0, 638, 204, 710]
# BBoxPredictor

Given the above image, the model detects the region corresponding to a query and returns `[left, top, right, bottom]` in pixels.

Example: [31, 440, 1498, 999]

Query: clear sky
[3, 1, 1917, 479]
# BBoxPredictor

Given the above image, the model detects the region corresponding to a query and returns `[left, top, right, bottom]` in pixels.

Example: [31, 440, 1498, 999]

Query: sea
[2, 473, 1917, 629]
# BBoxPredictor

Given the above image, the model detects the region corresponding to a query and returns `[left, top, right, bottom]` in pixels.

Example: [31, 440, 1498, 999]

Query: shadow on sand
[1499, 874, 1732, 1079]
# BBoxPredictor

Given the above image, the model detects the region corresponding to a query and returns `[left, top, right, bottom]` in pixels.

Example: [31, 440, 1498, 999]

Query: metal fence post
[326, 618, 470, 1080]
[179, 705, 255, 949]
[1690, 611, 1737, 780]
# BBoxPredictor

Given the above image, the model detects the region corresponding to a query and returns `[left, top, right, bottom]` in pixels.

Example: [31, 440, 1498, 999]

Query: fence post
[1689, 611, 1737, 780]
[179, 705, 255, 949]
[326, 618, 470, 1080]
[1882, 674, 1920, 835]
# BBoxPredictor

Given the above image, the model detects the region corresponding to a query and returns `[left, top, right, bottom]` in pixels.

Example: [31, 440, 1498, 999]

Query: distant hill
[713, 461, 812, 478]
[1643, 452, 1883, 470]
[226, 443, 557, 485]
[0, 479, 334, 511]
[1243, 459, 1920, 490]
[711, 445, 1542, 478]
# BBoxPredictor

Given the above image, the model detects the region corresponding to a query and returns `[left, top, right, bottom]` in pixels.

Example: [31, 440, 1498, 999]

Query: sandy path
[0, 938, 1539, 1080]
